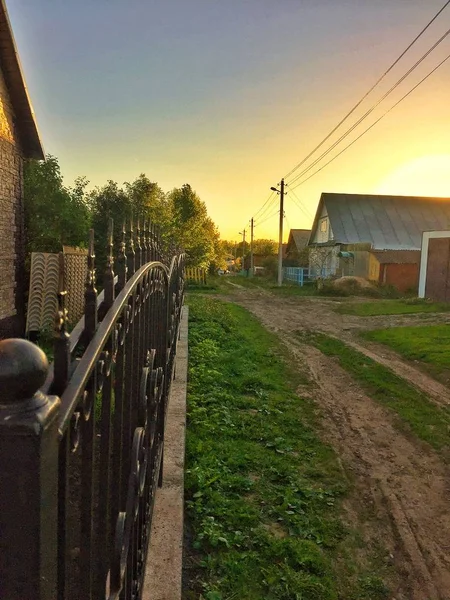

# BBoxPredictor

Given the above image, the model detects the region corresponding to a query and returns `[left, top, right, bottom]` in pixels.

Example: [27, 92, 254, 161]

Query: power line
[287, 187, 314, 219]
[254, 208, 280, 227]
[252, 192, 278, 223]
[289, 50, 450, 191]
[287, 25, 450, 187]
[283, 0, 450, 181]
[252, 191, 277, 220]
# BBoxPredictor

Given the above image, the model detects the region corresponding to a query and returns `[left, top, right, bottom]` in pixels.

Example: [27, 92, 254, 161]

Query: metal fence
[283, 266, 334, 286]
[0, 220, 185, 600]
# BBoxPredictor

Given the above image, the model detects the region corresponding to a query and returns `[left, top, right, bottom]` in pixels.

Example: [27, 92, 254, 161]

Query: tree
[167, 184, 220, 268]
[252, 238, 277, 256]
[124, 174, 172, 235]
[24, 155, 91, 254]
[90, 180, 131, 278]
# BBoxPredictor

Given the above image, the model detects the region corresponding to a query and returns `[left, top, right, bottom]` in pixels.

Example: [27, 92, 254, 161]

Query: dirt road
[226, 283, 450, 600]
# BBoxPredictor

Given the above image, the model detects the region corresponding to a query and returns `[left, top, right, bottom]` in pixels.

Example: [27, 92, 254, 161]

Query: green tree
[124, 174, 172, 235]
[90, 180, 131, 278]
[24, 155, 91, 254]
[168, 184, 220, 268]
[252, 238, 277, 256]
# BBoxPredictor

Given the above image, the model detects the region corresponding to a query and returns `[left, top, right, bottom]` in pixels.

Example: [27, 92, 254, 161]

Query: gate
[0, 220, 185, 599]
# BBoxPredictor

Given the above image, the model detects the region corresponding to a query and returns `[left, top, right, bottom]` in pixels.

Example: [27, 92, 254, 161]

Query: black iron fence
[0, 220, 185, 600]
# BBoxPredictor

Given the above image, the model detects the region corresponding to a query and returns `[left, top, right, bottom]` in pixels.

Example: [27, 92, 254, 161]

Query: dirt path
[227, 284, 450, 406]
[225, 284, 450, 599]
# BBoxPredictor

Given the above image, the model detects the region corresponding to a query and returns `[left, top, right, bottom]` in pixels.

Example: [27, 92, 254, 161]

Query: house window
[320, 219, 328, 233]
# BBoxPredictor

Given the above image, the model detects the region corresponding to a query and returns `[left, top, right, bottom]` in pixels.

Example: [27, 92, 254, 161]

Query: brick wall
[382, 263, 419, 293]
[0, 66, 25, 338]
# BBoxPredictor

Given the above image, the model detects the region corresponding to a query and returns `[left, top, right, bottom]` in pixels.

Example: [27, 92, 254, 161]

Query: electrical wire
[287, 26, 450, 187]
[251, 192, 279, 223]
[289, 50, 450, 191]
[287, 187, 314, 219]
[252, 191, 277, 220]
[283, 0, 450, 181]
[255, 208, 280, 227]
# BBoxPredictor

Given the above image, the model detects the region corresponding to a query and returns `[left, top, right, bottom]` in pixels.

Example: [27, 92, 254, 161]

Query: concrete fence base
[143, 306, 188, 600]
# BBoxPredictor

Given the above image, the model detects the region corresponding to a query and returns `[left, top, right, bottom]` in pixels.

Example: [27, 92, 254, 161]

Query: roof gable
[287, 229, 311, 252]
[310, 193, 450, 250]
[0, 1, 44, 159]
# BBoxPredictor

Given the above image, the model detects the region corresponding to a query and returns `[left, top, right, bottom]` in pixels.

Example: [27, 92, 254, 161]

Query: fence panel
[0, 219, 185, 600]
[185, 267, 207, 285]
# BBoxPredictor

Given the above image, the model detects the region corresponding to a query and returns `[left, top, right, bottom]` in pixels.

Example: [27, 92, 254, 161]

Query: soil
[224, 282, 450, 600]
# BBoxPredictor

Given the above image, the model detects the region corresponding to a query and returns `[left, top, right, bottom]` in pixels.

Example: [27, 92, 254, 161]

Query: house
[285, 229, 311, 266]
[308, 193, 450, 288]
[0, 1, 44, 337]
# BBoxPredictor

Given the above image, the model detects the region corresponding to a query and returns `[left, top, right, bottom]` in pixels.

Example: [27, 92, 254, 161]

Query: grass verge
[335, 299, 450, 316]
[299, 331, 450, 454]
[185, 295, 392, 600]
[362, 325, 450, 384]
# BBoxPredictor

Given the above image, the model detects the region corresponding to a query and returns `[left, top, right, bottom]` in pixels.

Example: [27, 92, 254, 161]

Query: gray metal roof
[312, 193, 450, 250]
[287, 229, 311, 253]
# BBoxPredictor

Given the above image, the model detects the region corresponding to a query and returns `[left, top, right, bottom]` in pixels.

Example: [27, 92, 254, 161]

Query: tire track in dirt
[225, 286, 450, 599]
[227, 285, 450, 408]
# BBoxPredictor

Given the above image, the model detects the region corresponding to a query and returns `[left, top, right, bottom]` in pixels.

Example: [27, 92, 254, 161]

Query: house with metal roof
[308, 192, 450, 286]
[0, 0, 44, 337]
[284, 228, 310, 267]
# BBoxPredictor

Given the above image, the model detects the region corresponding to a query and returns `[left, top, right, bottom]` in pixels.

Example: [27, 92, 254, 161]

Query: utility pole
[250, 218, 254, 277]
[271, 179, 285, 286]
[278, 179, 285, 286]
[238, 229, 246, 274]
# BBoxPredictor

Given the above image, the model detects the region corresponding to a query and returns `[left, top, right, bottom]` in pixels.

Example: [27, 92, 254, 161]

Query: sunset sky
[8, 0, 450, 241]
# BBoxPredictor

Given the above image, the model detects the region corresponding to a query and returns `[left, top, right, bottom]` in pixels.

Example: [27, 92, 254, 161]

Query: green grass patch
[228, 275, 340, 297]
[185, 296, 392, 599]
[336, 299, 450, 316]
[300, 331, 450, 454]
[363, 325, 450, 383]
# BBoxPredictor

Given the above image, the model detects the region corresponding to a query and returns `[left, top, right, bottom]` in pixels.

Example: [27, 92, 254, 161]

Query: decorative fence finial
[136, 218, 142, 270]
[117, 222, 128, 292]
[53, 252, 70, 395]
[104, 218, 115, 309]
[127, 218, 136, 277]
[84, 229, 98, 343]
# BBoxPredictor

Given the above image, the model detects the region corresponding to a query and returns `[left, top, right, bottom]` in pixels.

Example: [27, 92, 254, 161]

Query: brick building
[0, 1, 44, 337]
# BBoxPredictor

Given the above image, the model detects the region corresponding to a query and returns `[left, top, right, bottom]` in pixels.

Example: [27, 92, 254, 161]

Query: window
[320, 219, 328, 233]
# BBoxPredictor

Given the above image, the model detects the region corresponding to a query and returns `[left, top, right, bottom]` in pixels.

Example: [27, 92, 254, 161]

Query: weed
[185, 295, 392, 598]
[300, 331, 450, 454]
[336, 299, 450, 316]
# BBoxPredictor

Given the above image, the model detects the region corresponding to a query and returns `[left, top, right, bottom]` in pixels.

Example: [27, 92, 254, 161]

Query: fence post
[0, 339, 60, 600]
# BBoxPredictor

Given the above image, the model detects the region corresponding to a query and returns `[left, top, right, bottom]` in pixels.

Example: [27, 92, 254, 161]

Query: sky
[8, 0, 450, 241]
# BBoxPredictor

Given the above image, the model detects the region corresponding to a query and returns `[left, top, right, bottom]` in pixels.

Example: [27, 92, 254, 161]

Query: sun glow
[374, 155, 450, 198]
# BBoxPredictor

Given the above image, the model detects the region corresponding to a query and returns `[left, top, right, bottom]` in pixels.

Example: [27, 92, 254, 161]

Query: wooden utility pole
[250, 218, 254, 277]
[239, 229, 246, 273]
[277, 179, 285, 286]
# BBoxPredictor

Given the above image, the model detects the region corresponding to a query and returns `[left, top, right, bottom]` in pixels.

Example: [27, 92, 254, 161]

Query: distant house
[285, 229, 311, 266]
[0, 1, 44, 337]
[308, 193, 450, 289]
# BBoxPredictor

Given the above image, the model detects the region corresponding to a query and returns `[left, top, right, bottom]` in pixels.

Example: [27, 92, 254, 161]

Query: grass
[185, 295, 392, 600]
[229, 275, 340, 297]
[300, 331, 450, 454]
[336, 298, 450, 316]
[363, 325, 450, 383]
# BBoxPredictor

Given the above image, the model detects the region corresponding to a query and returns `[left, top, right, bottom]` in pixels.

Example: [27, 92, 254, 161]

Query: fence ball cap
[0, 339, 49, 403]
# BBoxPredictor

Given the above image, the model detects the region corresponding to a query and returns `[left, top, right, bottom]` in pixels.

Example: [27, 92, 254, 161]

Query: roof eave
[0, 0, 44, 160]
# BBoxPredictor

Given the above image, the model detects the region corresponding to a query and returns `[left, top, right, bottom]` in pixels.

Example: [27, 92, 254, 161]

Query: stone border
[143, 305, 188, 600]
